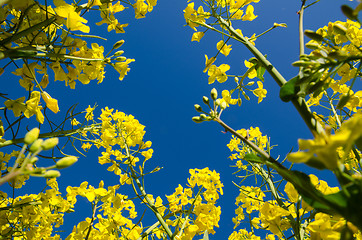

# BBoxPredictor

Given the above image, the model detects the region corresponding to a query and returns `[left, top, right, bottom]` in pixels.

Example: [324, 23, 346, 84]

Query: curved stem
[0, 124, 101, 148]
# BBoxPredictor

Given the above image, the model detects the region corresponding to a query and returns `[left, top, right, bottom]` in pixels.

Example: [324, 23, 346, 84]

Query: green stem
[0, 124, 101, 148]
[215, 16, 325, 135]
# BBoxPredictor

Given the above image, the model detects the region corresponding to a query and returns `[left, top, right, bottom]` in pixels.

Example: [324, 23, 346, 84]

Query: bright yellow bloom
[41, 91, 59, 113]
[244, 60, 257, 79]
[253, 81, 267, 103]
[4, 97, 26, 117]
[24, 91, 44, 124]
[242, 4, 257, 21]
[54, 0, 90, 33]
[216, 40, 232, 56]
[208, 64, 230, 84]
[191, 31, 204, 42]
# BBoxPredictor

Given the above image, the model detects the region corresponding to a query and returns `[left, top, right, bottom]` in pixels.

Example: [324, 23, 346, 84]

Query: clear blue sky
[2, 0, 356, 238]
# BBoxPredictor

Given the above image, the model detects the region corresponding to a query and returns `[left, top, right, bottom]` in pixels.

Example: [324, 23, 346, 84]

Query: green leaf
[256, 65, 265, 81]
[279, 75, 299, 102]
[243, 153, 264, 163]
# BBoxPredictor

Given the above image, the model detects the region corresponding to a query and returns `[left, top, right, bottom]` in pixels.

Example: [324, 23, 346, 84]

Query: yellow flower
[4, 97, 26, 117]
[253, 81, 267, 103]
[54, 0, 90, 33]
[217, 40, 232, 56]
[24, 91, 44, 124]
[41, 91, 59, 113]
[191, 31, 204, 42]
[203, 54, 216, 73]
[242, 4, 257, 21]
[208, 64, 230, 84]
[244, 60, 257, 79]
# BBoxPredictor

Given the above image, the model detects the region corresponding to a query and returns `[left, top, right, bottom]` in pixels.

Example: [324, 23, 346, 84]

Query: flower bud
[113, 50, 124, 57]
[41, 138, 59, 150]
[116, 56, 127, 62]
[211, 88, 218, 100]
[341, 5, 358, 21]
[202, 96, 209, 105]
[43, 170, 61, 178]
[29, 157, 38, 164]
[24, 128, 40, 145]
[200, 114, 207, 119]
[333, 23, 347, 35]
[215, 99, 221, 106]
[234, 77, 239, 83]
[304, 30, 324, 42]
[220, 101, 227, 110]
[56, 156, 78, 169]
[336, 94, 351, 110]
[305, 42, 321, 50]
[328, 50, 348, 60]
[29, 139, 43, 152]
[246, 81, 254, 86]
[192, 116, 203, 123]
[113, 40, 125, 49]
[194, 104, 203, 112]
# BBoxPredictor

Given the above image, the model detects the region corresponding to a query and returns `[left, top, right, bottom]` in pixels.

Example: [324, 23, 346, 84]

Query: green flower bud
[41, 138, 59, 150]
[336, 94, 351, 110]
[29, 157, 38, 164]
[113, 40, 125, 49]
[211, 88, 218, 100]
[341, 5, 358, 21]
[43, 170, 61, 178]
[29, 139, 44, 153]
[24, 128, 40, 145]
[192, 116, 203, 123]
[328, 50, 348, 60]
[304, 30, 324, 42]
[200, 114, 207, 119]
[305, 42, 321, 50]
[116, 56, 127, 62]
[202, 96, 209, 105]
[56, 156, 78, 169]
[194, 104, 203, 112]
[333, 23, 347, 35]
[113, 50, 124, 57]
[215, 99, 221, 106]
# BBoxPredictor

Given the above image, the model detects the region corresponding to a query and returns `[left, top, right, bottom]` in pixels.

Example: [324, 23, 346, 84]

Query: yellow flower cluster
[1, 0, 156, 125]
[227, 126, 268, 166]
[165, 167, 223, 238]
[288, 112, 362, 170]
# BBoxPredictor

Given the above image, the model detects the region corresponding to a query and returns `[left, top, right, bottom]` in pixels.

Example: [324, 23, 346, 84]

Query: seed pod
[304, 30, 324, 42]
[24, 128, 40, 145]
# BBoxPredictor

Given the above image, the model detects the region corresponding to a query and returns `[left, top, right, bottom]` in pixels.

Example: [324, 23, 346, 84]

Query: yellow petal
[41, 92, 59, 113]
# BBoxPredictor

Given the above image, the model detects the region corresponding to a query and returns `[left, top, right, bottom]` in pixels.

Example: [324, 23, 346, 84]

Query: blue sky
[1, 0, 357, 238]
